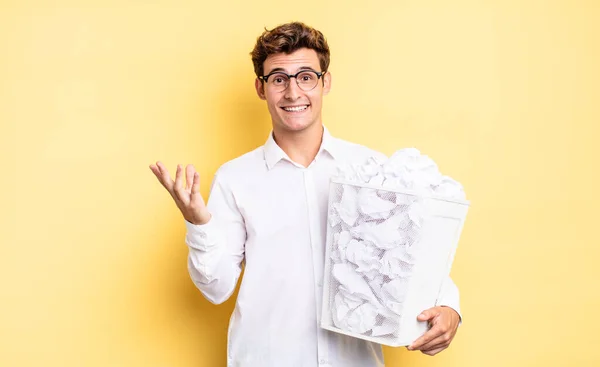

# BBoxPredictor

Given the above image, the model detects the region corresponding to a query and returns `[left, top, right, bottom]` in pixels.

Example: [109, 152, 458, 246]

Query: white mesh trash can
[320, 178, 469, 347]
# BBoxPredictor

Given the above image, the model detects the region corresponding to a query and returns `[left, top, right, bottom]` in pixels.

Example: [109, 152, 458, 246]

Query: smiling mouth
[281, 105, 309, 112]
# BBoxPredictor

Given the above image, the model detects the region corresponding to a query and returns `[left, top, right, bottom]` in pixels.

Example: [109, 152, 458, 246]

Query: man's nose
[284, 78, 302, 100]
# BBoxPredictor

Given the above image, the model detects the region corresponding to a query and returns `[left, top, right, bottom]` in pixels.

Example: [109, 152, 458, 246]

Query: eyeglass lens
[268, 71, 319, 91]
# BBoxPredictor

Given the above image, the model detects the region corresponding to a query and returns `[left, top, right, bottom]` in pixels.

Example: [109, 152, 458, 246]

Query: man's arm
[149, 162, 246, 305]
[185, 169, 246, 304]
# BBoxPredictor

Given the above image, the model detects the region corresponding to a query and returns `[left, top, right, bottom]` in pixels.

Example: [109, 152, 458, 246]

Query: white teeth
[283, 105, 308, 112]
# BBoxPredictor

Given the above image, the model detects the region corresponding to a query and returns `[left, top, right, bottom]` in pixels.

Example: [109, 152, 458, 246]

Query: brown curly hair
[250, 22, 330, 78]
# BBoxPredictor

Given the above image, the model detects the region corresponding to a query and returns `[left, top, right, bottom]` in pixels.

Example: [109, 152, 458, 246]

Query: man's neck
[272, 123, 324, 168]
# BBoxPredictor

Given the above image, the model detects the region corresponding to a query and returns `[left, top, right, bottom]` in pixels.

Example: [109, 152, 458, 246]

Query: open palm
[149, 162, 211, 225]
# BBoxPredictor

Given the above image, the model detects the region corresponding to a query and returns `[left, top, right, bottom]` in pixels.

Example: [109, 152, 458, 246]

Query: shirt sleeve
[184, 169, 246, 305]
[435, 276, 463, 323]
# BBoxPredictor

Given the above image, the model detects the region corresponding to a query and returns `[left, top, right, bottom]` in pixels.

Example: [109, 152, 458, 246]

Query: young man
[150, 22, 461, 367]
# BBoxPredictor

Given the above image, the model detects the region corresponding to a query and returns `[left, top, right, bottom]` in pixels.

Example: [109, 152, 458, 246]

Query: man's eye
[272, 75, 287, 85]
[298, 73, 315, 82]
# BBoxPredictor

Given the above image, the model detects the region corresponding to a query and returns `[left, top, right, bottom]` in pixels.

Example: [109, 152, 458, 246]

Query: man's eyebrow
[265, 67, 286, 74]
[265, 66, 318, 75]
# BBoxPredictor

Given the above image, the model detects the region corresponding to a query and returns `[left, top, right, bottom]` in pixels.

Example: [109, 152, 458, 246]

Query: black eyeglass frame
[258, 69, 327, 91]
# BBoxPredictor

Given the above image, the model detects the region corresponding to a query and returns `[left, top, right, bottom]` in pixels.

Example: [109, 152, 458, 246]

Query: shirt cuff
[184, 217, 220, 250]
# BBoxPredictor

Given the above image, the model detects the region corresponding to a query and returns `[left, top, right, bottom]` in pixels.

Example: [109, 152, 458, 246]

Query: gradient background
[2, 0, 599, 366]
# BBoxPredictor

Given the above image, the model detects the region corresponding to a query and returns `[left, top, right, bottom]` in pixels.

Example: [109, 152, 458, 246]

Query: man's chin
[279, 121, 318, 132]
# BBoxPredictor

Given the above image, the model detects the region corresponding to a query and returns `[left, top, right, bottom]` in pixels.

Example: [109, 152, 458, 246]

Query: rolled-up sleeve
[185, 170, 246, 304]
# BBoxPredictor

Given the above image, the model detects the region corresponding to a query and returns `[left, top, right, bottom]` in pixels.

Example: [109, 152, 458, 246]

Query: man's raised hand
[149, 162, 211, 225]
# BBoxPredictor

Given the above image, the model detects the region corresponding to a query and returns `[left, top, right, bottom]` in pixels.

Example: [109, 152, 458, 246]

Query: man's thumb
[417, 309, 435, 321]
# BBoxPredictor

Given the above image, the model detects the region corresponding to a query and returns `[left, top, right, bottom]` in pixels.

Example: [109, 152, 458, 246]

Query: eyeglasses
[258, 69, 326, 92]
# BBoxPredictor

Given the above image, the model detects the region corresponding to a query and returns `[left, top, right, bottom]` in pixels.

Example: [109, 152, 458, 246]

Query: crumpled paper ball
[336, 148, 466, 201]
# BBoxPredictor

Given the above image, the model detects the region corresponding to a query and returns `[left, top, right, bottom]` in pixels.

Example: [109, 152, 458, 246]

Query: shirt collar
[320, 126, 341, 160]
[263, 130, 289, 170]
[263, 125, 340, 170]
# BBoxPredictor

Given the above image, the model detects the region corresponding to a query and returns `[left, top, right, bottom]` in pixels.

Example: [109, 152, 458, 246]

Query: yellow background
[2, 0, 599, 366]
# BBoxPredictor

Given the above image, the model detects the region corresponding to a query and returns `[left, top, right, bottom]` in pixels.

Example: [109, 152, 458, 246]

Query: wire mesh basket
[320, 178, 469, 347]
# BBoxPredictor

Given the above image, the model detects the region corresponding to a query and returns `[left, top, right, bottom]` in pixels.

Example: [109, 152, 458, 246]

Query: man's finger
[157, 162, 174, 182]
[408, 325, 443, 351]
[186, 164, 195, 190]
[191, 171, 201, 196]
[173, 164, 184, 198]
[417, 307, 440, 322]
[151, 162, 174, 192]
[149, 164, 161, 180]
[416, 333, 451, 352]
[417, 311, 432, 322]
[421, 345, 446, 356]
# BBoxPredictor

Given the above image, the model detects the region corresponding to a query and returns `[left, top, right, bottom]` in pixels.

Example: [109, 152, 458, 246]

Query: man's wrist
[188, 212, 211, 225]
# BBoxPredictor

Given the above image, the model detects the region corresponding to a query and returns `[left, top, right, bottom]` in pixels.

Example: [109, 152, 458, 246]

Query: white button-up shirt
[185, 126, 461, 367]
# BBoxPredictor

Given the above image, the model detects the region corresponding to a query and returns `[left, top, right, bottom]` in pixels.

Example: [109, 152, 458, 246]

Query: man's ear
[323, 72, 332, 96]
[255, 78, 266, 100]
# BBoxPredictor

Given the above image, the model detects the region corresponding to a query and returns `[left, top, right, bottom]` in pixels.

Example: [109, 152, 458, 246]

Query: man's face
[255, 48, 331, 133]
